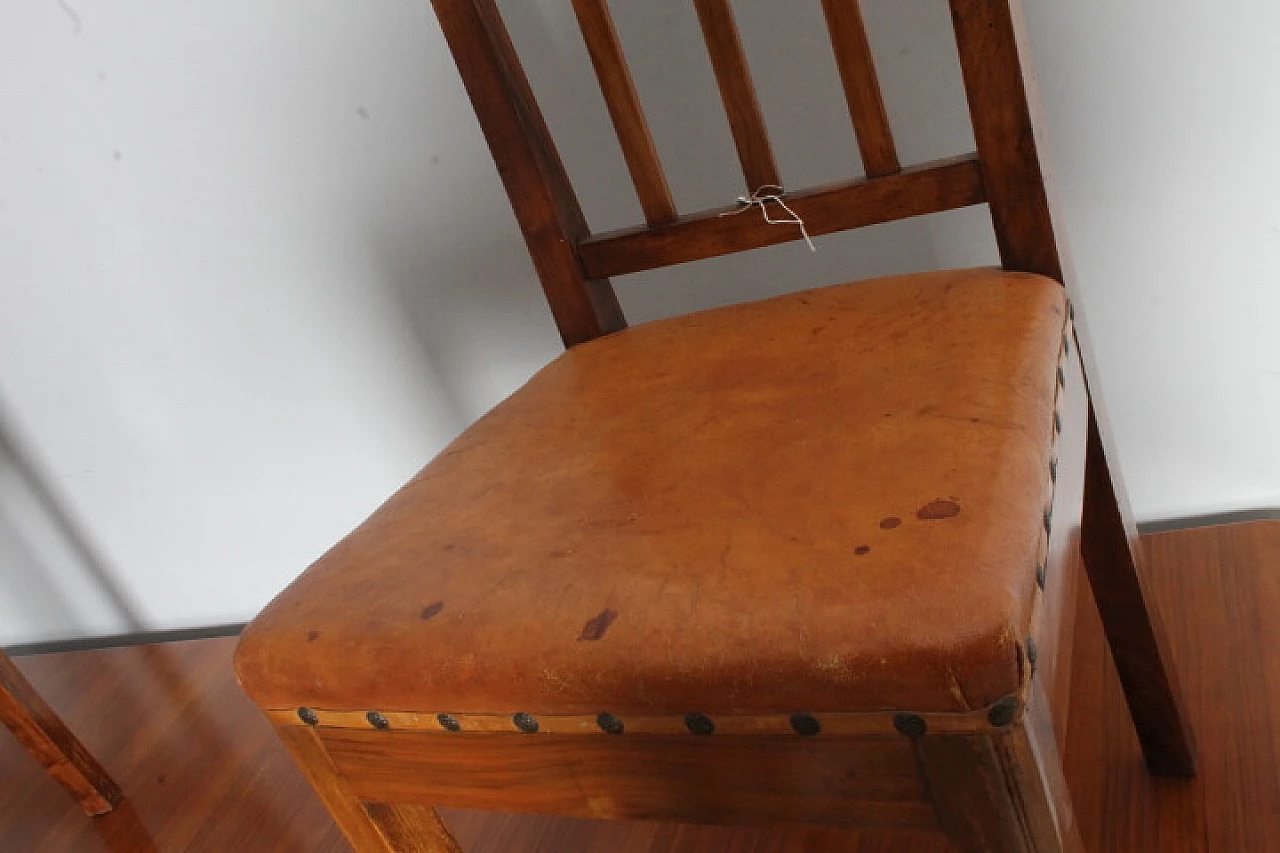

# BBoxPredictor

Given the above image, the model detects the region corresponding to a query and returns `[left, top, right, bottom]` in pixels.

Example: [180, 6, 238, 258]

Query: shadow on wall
[371, 0, 993, 427]
[0, 397, 144, 647]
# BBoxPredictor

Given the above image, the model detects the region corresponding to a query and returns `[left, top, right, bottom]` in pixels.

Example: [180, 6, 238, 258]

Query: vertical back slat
[692, 0, 781, 191]
[571, 0, 677, 225]
[431, 0, 625, 346]
[821, 0, 900, 178]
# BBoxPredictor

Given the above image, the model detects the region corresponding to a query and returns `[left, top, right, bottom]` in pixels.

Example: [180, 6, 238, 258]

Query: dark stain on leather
[306, 630, 321, 642]
[579, 608, 619, 641]
[420, 601, 445, 621]
[879, 517, 902, 530]
[855, 545, 871, 556]
[917, 499, 961, 520]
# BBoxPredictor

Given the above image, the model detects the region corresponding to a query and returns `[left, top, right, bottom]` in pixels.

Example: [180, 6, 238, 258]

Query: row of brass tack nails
[1026, 309, 1071, 714]
[292, 703, 1027, 738]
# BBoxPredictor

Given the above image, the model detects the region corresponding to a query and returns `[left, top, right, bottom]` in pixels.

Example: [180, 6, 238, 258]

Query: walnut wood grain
[691, 0, 780, 191]
[947, 0, 1196, 776]
[364, 803, 462, 853]
[430, 0, 625, 346]
[821, 0, 900, 178]
[0, 650, 120, 816]
[570, 0, 676, 225]
[323, 729, 936, 830]
[576, 155, 986, 277]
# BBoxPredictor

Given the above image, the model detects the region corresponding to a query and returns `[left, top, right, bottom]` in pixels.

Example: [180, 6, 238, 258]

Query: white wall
[1, 0, 1277, 645]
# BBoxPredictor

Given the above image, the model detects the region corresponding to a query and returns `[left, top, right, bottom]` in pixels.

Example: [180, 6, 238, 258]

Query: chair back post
[949, 0, 1199, 775]
[947, 0, 1062, 280]
[430, 0, 626, 347]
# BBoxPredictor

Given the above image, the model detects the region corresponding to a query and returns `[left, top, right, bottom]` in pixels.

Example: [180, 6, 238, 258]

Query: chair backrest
[430, 0, 1068, 346]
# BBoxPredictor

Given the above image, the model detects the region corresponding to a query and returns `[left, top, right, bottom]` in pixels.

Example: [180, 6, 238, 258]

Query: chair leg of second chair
[0, 650, 122, 816]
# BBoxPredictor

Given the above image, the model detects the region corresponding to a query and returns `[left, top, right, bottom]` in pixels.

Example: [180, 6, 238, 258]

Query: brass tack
[1053, 411, 1063, 435]
[1036, 561, 1046, 590]
[790, 713, 822, 737]
[685, 713, 716, 735]
[894, 713, 927, 738]
[366, 711, 390, 730]
[513, 712, 539, 733]
[437, 713, 461, 732]
[1044, 508, 1053, 537]
[596, 712, 625, 735]
[297, 707, 319, 726]
[988, 696, 1020, 728]
[1049, 457, 1058, 484]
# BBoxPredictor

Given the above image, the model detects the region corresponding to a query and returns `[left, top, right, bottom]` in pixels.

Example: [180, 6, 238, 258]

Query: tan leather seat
[236, 268, 1068, 724]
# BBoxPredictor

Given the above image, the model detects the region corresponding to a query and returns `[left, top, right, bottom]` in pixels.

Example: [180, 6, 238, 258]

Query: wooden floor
[2, 521, 1278, 851]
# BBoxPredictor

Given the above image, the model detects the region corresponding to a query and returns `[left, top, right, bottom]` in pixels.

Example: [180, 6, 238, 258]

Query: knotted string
[719, 185, 816, 252]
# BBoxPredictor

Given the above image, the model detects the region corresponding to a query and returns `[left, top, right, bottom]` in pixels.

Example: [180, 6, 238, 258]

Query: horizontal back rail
[578, 154, 986, 279]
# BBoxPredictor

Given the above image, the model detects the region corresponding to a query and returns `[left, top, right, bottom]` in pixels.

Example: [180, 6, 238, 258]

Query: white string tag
[720, 185, 817, 252]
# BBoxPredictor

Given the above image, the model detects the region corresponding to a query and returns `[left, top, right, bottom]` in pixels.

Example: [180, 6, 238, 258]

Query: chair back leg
[1081, 402, 1198, 776]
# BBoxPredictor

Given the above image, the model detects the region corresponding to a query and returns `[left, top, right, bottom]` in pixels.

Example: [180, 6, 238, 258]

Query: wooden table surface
[1, 520, 1278, 851]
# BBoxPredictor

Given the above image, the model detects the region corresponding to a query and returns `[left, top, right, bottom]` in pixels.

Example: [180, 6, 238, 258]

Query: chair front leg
[915, 683, 1084, 853]
[362, 803, 463, 853]
[276, 726, 461, 852]
[0, 651, 121, 816]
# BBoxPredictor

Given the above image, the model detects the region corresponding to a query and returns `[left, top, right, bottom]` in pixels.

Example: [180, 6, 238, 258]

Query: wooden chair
[234, 1, 1197, 850]
[0, 649, 121, 816]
